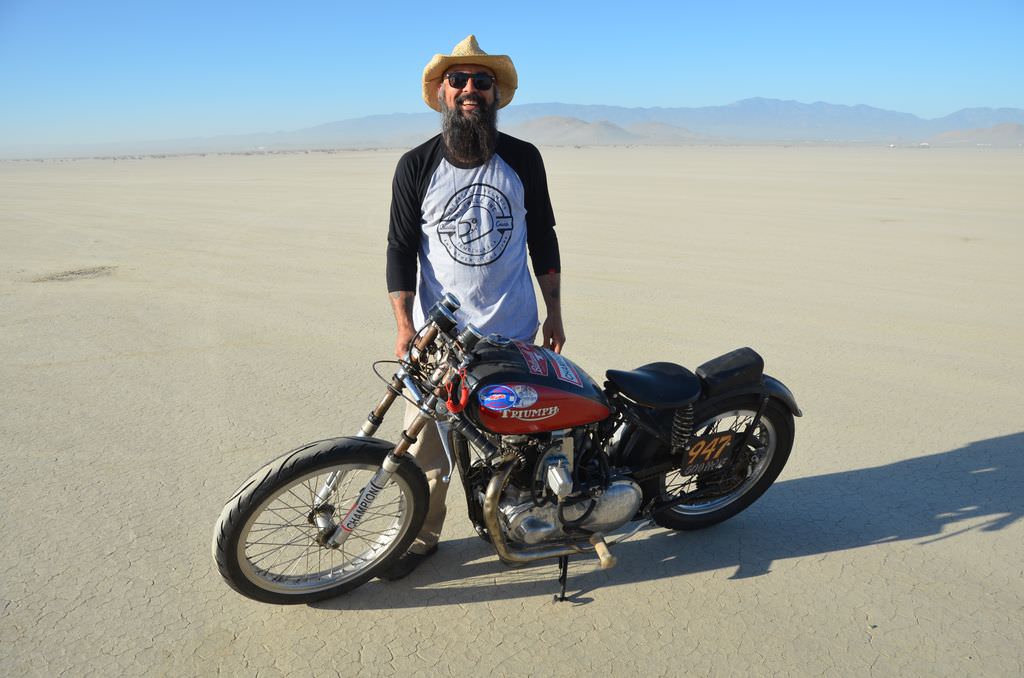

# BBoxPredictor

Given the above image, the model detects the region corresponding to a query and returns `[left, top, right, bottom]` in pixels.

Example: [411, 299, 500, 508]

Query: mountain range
[5, 98, 1024, 158]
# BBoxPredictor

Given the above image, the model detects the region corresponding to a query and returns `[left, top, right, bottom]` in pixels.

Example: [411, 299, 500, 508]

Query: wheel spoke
[260, 501, 314, 515]
[247, 525, 316, 547]
[347, 527, 400, 542]
[264, 504, 306, 525]
[248, 533, 315, 565]
[285, 487, 315, 510]
[274, 545, 318, 580]
[248, 522, 314, 534]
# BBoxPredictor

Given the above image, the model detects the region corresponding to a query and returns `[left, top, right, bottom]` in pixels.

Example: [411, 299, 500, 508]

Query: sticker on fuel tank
[543, 349, 583, 388]
[478, 385, 519, 411]
[511, 384, 539, 408]
[513, 341, 549, 376]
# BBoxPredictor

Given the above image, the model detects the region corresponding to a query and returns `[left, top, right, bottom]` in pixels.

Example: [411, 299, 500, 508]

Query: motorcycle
[212, 294, 801, 604]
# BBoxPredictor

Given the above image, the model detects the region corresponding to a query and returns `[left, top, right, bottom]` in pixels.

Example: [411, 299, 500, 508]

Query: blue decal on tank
[478, 385, 519, 411]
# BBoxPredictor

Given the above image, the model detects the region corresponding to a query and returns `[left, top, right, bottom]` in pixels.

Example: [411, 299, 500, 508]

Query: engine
[453, 337, 640, 546]
[491, 429, 642, 546]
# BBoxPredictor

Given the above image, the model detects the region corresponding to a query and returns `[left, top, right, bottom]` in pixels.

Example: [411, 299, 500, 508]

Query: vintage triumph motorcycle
[212, 294, 801, 604]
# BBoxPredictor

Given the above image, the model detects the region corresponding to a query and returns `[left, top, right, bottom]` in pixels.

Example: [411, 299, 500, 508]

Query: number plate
[679, 432, 736, 475]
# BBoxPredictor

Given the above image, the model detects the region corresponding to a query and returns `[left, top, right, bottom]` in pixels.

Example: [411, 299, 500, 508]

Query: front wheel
[646, 395, 794, 531]
[212, 438, 428, 604]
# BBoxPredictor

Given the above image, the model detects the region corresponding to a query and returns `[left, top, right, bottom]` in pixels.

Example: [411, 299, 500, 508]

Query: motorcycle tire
[647, 394, 794, 531]
[212, 438, 428, 605]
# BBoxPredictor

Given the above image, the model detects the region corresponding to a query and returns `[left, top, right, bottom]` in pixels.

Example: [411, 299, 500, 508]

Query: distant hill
[930, 108, 1024, 132]
[623, 121, 712, 142]
[501, 99, 1024, 142]
[930, 123, 1024, 147]
[504, 98, 926, 141]
[505, 116, 640, 145]
[4, 99, 1024, 158]
[503, 117, 714, 146]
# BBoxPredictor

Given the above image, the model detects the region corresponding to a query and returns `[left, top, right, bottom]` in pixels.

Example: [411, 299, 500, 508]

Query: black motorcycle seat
[605, 362, 701, 408]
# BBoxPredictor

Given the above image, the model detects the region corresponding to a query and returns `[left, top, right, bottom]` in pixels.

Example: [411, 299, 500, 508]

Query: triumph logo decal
[437, 183, 514, 266]
[340, 478, 387, 532]
[501, 405, 560, 421]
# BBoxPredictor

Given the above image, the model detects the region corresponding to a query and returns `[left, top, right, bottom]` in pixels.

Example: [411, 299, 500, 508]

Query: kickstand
[553, 555, 570, 603]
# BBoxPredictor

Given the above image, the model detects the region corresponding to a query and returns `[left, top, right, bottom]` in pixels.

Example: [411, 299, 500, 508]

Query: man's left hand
[542, 314, 565, 353]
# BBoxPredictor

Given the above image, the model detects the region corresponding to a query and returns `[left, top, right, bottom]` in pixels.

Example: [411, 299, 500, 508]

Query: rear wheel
[647, 395, 794, 531]
[212, 438, 428, 604]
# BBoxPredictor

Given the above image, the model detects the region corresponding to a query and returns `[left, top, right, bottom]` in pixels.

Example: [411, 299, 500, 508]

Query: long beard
[440, 91, 499, 165]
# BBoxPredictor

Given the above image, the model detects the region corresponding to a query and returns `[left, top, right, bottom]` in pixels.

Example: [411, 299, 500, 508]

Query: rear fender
[699, 375, 803, 418]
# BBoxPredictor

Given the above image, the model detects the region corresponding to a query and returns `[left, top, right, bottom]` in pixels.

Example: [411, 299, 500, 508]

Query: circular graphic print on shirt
[437, 183, 514, 266]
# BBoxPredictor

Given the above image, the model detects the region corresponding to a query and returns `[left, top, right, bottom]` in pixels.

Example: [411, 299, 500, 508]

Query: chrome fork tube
[358, 374, 403, 438]
[325, 455, 403, 548]
[315, 366, 408, 533]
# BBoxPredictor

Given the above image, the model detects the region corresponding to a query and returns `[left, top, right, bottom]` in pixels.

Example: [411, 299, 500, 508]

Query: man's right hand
[394, 326, 416, 358]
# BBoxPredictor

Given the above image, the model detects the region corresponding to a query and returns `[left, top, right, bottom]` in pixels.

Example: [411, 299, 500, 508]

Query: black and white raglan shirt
[386, 133, 560, 342]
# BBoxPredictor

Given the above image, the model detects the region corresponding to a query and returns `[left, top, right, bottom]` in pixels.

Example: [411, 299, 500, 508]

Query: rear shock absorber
[671, 404, 694, 453]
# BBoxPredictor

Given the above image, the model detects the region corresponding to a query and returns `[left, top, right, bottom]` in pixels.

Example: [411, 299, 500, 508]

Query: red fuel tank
[465, 339, 611, 435]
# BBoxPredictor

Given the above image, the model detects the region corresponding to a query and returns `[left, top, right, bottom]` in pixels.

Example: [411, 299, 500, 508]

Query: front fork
[316, 340, 451, 549]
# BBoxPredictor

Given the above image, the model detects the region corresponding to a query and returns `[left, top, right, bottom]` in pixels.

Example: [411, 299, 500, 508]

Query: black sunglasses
[445, 71, 495, 91]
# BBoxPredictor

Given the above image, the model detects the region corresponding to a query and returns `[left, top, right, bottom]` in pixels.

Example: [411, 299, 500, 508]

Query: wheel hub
[308, 504, 337, 546]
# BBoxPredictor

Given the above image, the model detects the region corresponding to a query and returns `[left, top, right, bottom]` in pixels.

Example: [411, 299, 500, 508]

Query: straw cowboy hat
[422, 35, 518, 111]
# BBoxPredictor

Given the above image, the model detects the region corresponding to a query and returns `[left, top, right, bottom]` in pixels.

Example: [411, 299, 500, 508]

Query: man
[382, 35, 564, 579]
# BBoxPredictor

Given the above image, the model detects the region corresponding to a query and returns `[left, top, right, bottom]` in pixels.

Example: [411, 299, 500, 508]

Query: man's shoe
[379, 544, 438, 581]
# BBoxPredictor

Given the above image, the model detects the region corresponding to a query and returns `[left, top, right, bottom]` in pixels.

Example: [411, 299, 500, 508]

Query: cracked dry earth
[2, 149, 1023, 676]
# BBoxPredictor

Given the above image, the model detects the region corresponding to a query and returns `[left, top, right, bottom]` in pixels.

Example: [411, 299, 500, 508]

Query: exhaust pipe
[482, 459, 596, 564]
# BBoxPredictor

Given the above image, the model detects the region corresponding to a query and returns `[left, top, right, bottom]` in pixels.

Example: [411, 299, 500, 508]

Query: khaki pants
[403, 403, 451, 554]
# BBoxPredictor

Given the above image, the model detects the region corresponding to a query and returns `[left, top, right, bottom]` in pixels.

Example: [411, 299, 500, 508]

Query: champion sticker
[514, 341, 548, 376]
[511, 384, 539, 409]
[478, 385, 518, 411]
[544, 349, 583, 388]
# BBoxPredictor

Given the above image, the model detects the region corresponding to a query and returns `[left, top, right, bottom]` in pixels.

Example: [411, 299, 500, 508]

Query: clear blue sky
[2, 0, 1021, 146]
